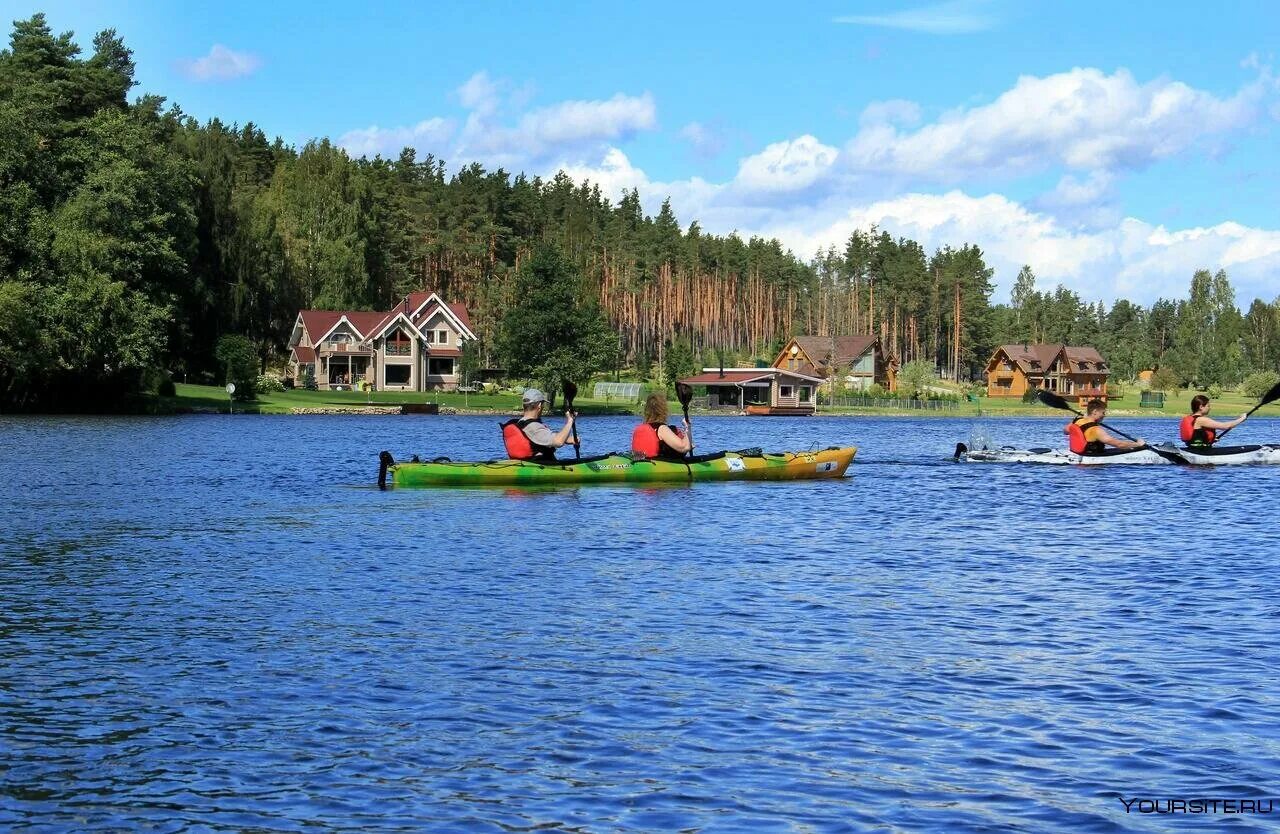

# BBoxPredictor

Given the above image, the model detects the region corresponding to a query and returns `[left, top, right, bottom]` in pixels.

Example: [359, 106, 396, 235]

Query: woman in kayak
[632, 393, 693, 459]
[1065, 398, 1146, 454]
[1179, 394, 1246, 447]
[500, 388, 577, 461]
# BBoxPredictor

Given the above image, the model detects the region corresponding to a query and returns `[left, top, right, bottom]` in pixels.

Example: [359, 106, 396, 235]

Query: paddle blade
[1034, 388, 1073, 412]
[562, 379, 577, 406]
[675, 382, 694, 408]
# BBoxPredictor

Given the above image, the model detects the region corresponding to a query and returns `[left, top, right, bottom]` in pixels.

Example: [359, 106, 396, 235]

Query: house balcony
[385, 344, 412, 356]
[319, 342, 373, 356]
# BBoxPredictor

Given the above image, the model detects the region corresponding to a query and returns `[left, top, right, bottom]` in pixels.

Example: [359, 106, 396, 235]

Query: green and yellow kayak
[378, 447, 856, 488]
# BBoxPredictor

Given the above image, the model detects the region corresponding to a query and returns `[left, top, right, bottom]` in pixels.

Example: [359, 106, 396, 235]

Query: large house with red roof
[771, 335, 897, 392]
[288, 292, 476, 391]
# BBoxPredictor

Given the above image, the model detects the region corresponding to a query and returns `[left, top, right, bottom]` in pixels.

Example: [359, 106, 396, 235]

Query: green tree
[896, 359, 937, 398]
[215, 334, 258, 400]
[493, 244, 616, 401]
[661, 337, 698, 389]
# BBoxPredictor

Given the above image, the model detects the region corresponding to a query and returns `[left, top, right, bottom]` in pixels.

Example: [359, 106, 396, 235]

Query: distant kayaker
[1065, 398, 1145, 454]
[500, 388, 577, 461]
[1179, 394, 1246, 447]
[631, 393, 693, 459]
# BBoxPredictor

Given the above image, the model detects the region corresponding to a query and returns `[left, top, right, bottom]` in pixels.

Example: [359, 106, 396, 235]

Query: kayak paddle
[1034, 389, 1186, 464]
[562, 379, 581, 459]
[1214, 379, 1280, 441]
[675, 381, 694, 459]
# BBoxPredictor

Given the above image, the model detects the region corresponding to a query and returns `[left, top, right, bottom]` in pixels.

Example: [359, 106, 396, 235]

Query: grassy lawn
[164, 383, 639, 415]
[160, 383, 1280, 418]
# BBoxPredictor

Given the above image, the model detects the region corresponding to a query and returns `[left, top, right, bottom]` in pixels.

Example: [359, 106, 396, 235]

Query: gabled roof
[291, 345, 316, 363]
[776, 335, 878, 371]
[408, 292, 476, 340]
[992, 344, 1109, 374]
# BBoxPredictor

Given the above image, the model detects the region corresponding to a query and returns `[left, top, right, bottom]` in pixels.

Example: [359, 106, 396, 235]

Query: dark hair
[1085, 398, 1106, 413]
[1190, 394, 1209, 413]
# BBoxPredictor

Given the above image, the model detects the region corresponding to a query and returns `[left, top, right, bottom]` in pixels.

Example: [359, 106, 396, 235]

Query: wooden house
[771, 335, 896, 392]
[985, 343, 1109, 404]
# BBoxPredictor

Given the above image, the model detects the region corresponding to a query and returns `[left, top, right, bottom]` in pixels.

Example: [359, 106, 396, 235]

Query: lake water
[3, 413, 1279, 832]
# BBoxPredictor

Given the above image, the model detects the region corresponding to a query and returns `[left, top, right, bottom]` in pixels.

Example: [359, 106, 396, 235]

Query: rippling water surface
[3, 414, 1280, 832]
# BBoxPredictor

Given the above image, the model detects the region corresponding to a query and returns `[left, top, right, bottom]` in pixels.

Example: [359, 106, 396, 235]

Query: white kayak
[1173, 444, 1280, 465]
[953, 443, 1171, 465]
[954, 442, 1280, 465]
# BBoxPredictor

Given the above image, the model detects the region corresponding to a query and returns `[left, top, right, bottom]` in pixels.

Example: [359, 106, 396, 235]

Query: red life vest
[1179, 414, 1215, 446]
[501, 418, 556, 460]
[631, 422, 684, 458]
[1067, 418, 1103, 454]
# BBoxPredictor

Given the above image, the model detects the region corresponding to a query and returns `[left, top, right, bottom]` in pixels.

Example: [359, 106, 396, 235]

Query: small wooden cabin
[681, 367, 825, 415]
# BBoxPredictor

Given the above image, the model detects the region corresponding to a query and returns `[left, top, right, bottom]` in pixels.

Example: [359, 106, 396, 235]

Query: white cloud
[834, 0, 998, 34]
[733, 135, 839, 194]
[177, 45, 262, 82]
[560, 149, 1280, 305]
[337, 118, 455, 159]
[843, 67, 1272, 181]
[456, 71, 501, 113]
[459, 91, 656, 166]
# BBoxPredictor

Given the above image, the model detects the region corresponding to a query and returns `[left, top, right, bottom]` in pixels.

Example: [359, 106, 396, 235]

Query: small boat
[379, 447, 856, 487]
[1172, 444, 1280, 465]
[953, 443, 1172, 465]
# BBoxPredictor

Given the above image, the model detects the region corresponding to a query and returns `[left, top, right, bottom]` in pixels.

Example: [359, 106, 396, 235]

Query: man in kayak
[1180, 394, 1246, 447]
[500, 388, 577, 461]
[1065, 398, 1146, 454]
[631, 392, 693, 459]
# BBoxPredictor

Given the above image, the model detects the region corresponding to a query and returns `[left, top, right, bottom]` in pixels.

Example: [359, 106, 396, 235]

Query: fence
[828, 396, 959, 411]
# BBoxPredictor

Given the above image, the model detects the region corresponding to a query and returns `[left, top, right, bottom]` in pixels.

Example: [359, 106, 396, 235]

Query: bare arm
[1197, 415, 1246, 431]
[657, 422, 692, 454]
[1095, 427, 1145, 450]
[552, 412, 576, 447]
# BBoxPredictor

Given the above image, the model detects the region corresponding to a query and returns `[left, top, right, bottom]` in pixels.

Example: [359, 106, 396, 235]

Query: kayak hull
[1174, 444, 1280, 465]
[955, 442, 1280, 465]
[955, 444, 1171, 465]
[383, 446, 857, 487]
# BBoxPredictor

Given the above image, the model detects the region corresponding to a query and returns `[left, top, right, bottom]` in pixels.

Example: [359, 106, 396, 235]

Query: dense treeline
[1, 15, 1277, 409]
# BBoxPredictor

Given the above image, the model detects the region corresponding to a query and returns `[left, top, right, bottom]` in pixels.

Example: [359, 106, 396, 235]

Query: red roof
[292, 345, 316, 363]
[428, 347, 462, 357]
[681, 371, 774, 385]
[294, 292, 473, 347]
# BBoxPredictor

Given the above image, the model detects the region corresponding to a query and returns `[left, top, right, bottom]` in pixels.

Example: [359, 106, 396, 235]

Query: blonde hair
[643, 392, 669, 424]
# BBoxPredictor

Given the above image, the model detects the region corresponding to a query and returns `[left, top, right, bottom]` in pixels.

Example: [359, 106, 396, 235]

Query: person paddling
[1179, 394, 1246, 448]
[500, 388, 577, 461]
[1065, 398, 1146, 454]
[631, 392, 693, 459]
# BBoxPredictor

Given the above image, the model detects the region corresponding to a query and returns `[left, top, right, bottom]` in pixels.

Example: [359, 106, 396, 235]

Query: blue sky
[7, 0, 1280, 303]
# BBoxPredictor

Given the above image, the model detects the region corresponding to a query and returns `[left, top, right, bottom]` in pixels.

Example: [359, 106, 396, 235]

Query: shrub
[157, 378, 175, 397]
[1207, 383, 1223, 399]
[865, 383, 886, 398]
[256, 374, 285, 393]
[1243, 370, 1280, 399]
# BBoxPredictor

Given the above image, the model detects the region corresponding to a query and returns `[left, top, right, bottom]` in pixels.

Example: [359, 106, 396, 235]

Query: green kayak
[378, 447, 857, 488]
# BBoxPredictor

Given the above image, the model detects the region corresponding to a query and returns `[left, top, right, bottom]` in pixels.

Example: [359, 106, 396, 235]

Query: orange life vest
[1067, 417, 1103, 455]
[630, 422, 684, 458]
[501, 418, 555, 461]
[1179, 414, 1215, 446]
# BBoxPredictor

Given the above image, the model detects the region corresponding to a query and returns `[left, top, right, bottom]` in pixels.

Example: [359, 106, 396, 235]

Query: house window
[428, 357, 455, 376]
[386, 328, 411, 356]
[384, 364, 411, 386]
[437, 330, 448, 345]
[780, 385, 794, 398]
[424, 331, 434, 343]
[799, 386, 811, 402]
